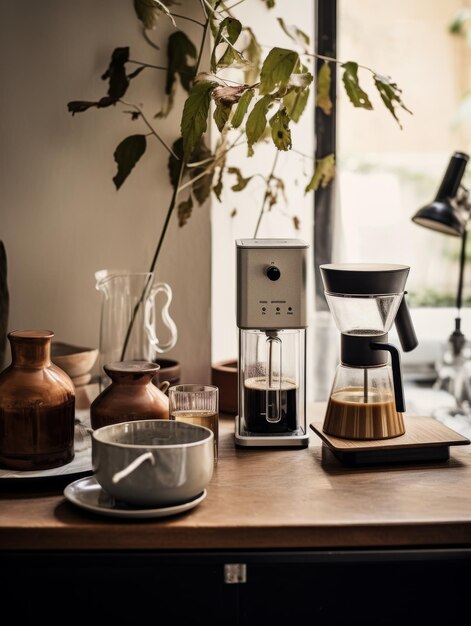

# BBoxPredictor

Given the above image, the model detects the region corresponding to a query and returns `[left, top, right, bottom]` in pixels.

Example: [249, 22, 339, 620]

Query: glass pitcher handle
[145, 282, 178, 354]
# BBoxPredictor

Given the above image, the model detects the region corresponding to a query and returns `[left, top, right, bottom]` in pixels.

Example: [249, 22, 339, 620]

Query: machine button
[266, 266, 281, 281]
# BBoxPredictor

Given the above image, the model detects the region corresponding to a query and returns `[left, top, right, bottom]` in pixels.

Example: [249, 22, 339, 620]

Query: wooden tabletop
[2, 404, 471, 551]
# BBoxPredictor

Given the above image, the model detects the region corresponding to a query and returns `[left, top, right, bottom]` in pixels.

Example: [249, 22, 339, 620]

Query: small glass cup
[168, 384, 219, 463]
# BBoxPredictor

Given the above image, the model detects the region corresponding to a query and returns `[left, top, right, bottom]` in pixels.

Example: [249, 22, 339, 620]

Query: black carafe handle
[370, 342, 405, 413]
[395, 293, 418, 352]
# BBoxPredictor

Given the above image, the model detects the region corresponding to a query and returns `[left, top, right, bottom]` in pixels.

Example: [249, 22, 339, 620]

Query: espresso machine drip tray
[235, 418, 309, 447]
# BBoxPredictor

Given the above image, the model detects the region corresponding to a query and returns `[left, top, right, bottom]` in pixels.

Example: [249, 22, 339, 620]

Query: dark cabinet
[2, 549, 471, 625]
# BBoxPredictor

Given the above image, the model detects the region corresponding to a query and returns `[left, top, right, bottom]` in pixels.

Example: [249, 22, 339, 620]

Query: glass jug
[95, 270, 177, 387]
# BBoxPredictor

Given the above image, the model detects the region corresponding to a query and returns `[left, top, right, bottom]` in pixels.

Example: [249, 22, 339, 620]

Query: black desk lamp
[412, 151, 470, 357]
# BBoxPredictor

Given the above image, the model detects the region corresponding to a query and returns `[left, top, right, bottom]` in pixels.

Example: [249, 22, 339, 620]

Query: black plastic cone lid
[320, 263, 410, 295]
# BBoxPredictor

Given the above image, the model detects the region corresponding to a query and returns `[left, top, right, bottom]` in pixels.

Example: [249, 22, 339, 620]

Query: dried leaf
[227, 166, 253, 192]
[259, 47, 299, 95]
[230, 208, 237, 217]
[212, 85, 247, 106]
[262, 0, 275, 7]
[181, 80, 217, 160]
[277, 17, 310, 51]
[305, 153, 335, 193]
[292, 215, 300, 230]
[316, 62, 332, 115]
[112, 134, 147, 190]
[269, 107, 292, 151]
[374, 74, 412, 129]
[341, 62, 372, 110]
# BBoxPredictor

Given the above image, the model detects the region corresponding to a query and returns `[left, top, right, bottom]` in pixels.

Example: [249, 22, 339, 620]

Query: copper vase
[0, 330, 76, 470]
[90, 361, 169, 430]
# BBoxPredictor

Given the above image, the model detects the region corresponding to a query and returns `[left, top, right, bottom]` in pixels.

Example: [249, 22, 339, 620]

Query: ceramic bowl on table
[91, 419, 214, 508]
[51, 342, 98, 386]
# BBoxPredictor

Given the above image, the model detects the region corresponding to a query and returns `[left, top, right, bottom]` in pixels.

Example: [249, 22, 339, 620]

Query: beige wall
[0, 1, 211, 381]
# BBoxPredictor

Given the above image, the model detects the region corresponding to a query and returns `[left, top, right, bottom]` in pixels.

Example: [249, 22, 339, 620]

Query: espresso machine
[320, 263, 418, 440]
[235, 239, 309, 447]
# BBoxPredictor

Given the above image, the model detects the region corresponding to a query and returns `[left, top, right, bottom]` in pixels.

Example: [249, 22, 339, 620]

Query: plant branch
[253, 150, 280, 238]
[128, 60, 167, 71]
[120, 100, 179, 159]
[120, 13, 212, 360]
[171, 12, 206, 27]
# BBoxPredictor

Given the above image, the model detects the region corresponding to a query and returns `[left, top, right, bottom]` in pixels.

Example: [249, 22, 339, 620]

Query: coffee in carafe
[243, 376, 298, 433]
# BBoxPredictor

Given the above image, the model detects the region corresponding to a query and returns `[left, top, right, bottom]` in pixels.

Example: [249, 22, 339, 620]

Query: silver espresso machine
[235, 239, 309, 448]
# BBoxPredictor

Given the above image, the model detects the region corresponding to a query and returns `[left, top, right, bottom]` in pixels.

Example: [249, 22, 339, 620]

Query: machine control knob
[266, 265, 281, 281]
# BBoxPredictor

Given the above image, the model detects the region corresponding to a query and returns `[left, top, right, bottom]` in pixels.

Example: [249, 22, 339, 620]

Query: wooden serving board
[310, 414, 470, 467]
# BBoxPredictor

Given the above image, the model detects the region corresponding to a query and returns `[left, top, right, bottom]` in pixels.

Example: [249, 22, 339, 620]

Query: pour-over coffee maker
[235, 239, 309, 448]
[320, 263, 418, 440]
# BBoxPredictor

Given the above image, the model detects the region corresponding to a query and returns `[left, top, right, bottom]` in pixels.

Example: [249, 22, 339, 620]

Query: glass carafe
[324, 363, 405, 440]
[239, 328, 305, 434]
[95, 270, 177, 387]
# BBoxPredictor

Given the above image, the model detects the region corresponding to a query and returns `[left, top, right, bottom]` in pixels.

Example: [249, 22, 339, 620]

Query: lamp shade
[412, 199, 465, 237]
[412, 151, 469, 237]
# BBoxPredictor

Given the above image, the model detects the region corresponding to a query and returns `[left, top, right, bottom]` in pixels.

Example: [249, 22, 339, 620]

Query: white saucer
[64, 476, 207, 519]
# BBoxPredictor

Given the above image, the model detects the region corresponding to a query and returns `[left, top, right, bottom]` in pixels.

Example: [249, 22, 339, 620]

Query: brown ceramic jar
[90, 361, 169, 430]
[0, 330, 76, 470]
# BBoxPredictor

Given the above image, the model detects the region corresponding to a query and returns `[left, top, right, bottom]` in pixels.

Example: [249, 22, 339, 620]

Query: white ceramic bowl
[91, 419, 214, 508]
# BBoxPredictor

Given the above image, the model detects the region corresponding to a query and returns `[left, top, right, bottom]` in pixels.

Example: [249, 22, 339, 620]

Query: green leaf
[316, 62, 332, 115]
[213, 102, 231, 132]
[283, 88, 309, 123]
[262, 0, 275, 7]
[243, 28, 262, 85]
[305, 153, 335, 193]
[178, 194, 194, 227]
[277, 18, 310, 51]
[259, 48, 299, 95]
[227, 166, 253, 192]
[341, 62, 372, 110]
[269, 108, 292, 151]
[181, 81, 216, 160]
[232, 88, 254, 128]
[449, 8, 471, 35]
[112, 134, 147, 190]
[211, 17, 243, 72]
[374, 74, 412, 129]
[245, 95, 273, 150]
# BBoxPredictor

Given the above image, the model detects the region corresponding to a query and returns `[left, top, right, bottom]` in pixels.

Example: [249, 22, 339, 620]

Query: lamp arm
[456, 228, 467, 314]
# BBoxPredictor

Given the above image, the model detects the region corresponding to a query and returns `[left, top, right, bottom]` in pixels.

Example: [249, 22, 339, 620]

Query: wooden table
[2, 404, 471, 624]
